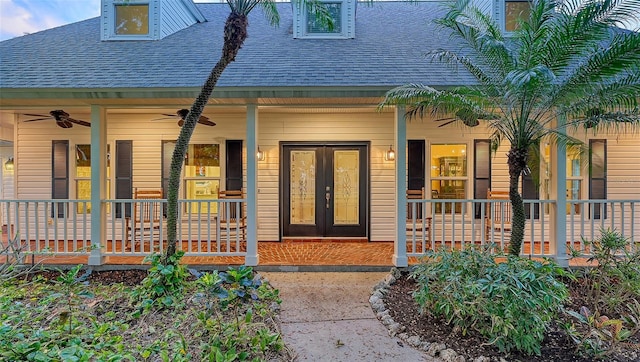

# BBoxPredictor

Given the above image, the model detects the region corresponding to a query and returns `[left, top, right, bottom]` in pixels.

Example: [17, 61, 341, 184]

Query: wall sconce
[4, 157, 14, 171]
[256, 146, 265, 161]
[384, 145, 396, 161]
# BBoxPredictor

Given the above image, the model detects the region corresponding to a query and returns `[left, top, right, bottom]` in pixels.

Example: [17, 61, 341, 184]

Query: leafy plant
[194, 266, 284, 361]
[564, 304, 640, 359]
[411, 246, 570, 355]
[50, 264, 94, 334]
[380, 0, 640, 255]
[569, 228, 640, 315]
[132, 250, 188, 312]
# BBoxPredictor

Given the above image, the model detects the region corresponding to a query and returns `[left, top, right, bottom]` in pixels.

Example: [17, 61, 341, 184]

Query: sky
[0, 0, 637, 41]
[0, 0, 211, 41]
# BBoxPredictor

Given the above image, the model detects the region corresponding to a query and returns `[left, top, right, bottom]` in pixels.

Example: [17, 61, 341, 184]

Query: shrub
[569, 228, 640, 315]
[411, 247, 570, 355]
[565, 229, 640, 358]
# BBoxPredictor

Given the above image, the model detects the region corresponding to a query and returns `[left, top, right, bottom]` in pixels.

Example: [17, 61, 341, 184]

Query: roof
[0, 2, 475, 98]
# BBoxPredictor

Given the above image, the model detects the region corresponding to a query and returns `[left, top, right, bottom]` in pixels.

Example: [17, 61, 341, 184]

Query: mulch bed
[383, 273, 639, 362]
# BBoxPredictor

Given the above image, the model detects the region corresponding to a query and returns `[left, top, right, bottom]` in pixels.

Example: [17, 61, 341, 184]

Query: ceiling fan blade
[57, 120, 74, 128]
[23, 113, 49, 117]
[151, 116, 176, 121]
[198, 119, 216, 127]
[434, 117, 454, 122]
[68, 118, 91, 127]
[23, 117, 53, 122]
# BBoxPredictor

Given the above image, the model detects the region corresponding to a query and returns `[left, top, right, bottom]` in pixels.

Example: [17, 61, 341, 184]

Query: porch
[2, 198, 638, 267]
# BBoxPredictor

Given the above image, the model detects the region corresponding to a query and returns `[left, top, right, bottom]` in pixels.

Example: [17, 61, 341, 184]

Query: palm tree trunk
[163, 12, 248, 264]
[507, 146, 527, 256]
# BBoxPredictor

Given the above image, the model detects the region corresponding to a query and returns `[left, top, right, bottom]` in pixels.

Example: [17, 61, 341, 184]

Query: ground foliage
[384, 232, 640, 362]
[0, 266, 294, 362]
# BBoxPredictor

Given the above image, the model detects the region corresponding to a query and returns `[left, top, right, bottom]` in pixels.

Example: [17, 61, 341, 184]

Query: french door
[282, 142, 369, 238]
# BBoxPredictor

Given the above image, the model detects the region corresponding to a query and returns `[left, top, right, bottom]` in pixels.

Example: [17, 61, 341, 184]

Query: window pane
[185, 180, 220, 214]
[115, 4, 149, 35]
[184, 144, 221, 214]
[505, 1, 531, 31]
[290, 150, 316, 224]
[307, 3, 342, 33]
[333, 150, 359, 224]
[431, 144, 467, 177]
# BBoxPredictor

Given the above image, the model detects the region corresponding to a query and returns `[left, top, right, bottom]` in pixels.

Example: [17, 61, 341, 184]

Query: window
[293, 0, 355, 39]
[75, 144, 111, 214]
[504, 0, 531, 31]
[115, 4, 149, 35]
[431, 144, 467, 213]
[162, 142, 221, 214]
[307, 2, 342, 34]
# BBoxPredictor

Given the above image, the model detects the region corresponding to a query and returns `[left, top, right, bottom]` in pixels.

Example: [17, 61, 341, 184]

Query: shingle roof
[0, 2, 475, 91]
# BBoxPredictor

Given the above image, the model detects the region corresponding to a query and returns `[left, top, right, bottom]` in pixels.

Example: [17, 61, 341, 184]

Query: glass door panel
[333, 150, 359, 225]
[290, 150, 316, 225]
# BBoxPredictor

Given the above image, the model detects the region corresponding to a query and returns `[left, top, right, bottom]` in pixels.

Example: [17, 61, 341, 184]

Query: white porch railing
[406, 199, 640, 258]
[2, 198, 638, 263]
[0, 199, 247, 258]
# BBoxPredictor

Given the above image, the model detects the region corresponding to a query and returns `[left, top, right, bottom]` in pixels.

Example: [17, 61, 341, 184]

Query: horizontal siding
[11, 108, 640, 243]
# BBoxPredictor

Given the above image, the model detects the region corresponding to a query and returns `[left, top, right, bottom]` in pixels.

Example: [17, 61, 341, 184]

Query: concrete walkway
[261, 272, 434, 362]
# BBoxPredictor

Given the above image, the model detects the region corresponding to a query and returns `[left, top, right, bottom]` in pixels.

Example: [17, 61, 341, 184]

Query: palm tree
[380, 0, 640, 256]
[162, 0, 335, 264]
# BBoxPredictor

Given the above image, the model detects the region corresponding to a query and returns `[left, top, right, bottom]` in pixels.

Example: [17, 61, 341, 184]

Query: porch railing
[406, 199, 639, 258]
[0, 198, 247, 258]
[2, 198, 638, 262]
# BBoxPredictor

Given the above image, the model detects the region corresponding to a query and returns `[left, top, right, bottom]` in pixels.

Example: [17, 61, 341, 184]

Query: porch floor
[12, 239, 593, 269]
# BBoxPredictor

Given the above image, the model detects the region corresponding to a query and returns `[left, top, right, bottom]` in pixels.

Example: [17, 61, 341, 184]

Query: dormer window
[115, 4, 149, 35]
[503, 0, 531, 32]
[294, 0, 356, 39]
[306, 2, 342, 34]
[101, 0, 205, 41]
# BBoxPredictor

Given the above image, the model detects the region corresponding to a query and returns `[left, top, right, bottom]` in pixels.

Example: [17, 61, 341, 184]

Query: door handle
[325, 186, 331, 209]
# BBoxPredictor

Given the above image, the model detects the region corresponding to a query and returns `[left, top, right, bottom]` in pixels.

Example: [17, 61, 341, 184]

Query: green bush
[569, 228, 640, 315]
[411, 247, 570, 355]
[565, 229, 640, 358]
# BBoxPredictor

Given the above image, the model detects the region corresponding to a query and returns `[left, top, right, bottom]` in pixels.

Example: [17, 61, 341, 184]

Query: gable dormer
[101, 0, 205, 41]
[293, 0, 356, 39]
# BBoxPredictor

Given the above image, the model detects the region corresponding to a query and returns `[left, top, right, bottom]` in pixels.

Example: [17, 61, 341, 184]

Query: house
[0, 0, 638, 267]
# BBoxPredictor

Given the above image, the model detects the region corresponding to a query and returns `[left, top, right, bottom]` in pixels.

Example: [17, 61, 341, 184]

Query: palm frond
[380, 83, 495, 124]
[260, 0, 280, 26]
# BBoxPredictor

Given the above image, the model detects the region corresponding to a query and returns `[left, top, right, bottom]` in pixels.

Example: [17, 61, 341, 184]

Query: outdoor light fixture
[256, 146, 265, 161]
[4, 157, 14, 171]
[384, 145, 396, 161]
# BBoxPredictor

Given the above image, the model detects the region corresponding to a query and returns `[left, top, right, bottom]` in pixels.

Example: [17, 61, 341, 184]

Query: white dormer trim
[101, 0, 206, 41]
[293, 0, 356, 39]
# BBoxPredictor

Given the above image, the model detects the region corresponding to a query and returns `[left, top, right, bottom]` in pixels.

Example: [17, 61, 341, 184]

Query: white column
[88, 105, 107, 265]
[245, 104, 259, 266]
[550, 116, 568, 267]
[393, 106, 408, 267]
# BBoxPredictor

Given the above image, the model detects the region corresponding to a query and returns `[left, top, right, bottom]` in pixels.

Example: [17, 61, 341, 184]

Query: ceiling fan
[23, 110, 90, 128]
[152, 109, 216, 127]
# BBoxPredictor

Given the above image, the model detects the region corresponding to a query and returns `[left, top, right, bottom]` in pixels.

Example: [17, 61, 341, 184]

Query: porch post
[245, 104, 259, 266]
[550, 116, 569, 267]
[88, 105, 107, 266]
[393, 106, 408, 267]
